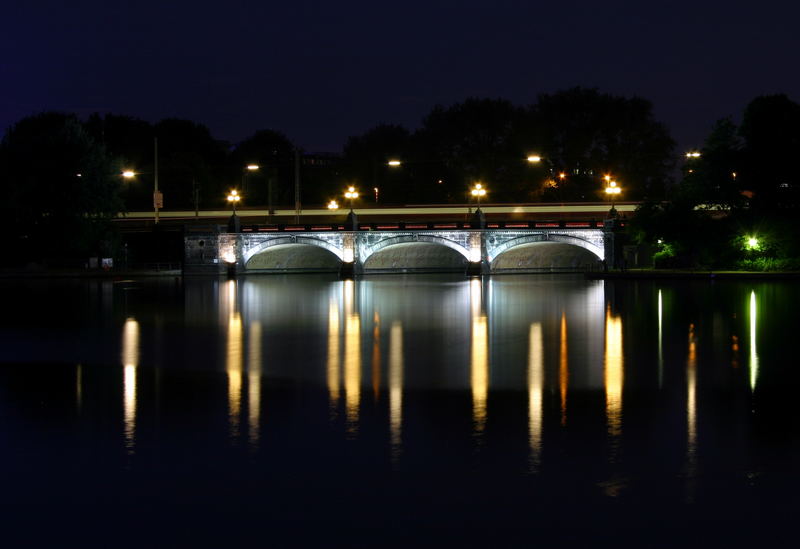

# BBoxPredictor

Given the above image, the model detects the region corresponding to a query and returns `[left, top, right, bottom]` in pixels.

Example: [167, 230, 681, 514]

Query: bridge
[184, 217, 624, 276]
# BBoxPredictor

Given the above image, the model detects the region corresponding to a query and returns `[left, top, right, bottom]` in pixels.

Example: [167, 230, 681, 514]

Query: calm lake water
[0, 274, 798, 547]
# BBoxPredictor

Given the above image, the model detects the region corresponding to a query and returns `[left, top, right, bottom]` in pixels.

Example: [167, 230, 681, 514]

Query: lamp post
[605, 179, 621, 216]
[344, 186, 359, 229]
[471, 182, 486, 210]
[227, 189, 241, 233]
[470, 183, 487, 228]
[327, 199, 339, 210]
[345, 186, 359, 213]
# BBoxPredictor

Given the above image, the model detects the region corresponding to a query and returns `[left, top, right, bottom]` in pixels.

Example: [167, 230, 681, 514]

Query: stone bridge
[185, 221, 622, 275]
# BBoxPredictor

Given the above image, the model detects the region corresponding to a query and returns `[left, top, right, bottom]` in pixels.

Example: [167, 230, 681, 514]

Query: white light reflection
[470, 278, 489, 435]
[528, 323, 544, 471]
[226, 280, 243, 439]
[122, 318, 140, 454]
[604, 306, 623, 452]
[343, 280, 361, 435]
[372, 312, 381, 402]
[248, 321, 262, 448]
[749, 291, 758, 391]
[559, 310, 568, 426]
[389, 321, 404, 461]
[327, 295, 341, 410]
[686, 323, 698, 494]
[76, 364, 83, 412]
[658, 289, 663, 388]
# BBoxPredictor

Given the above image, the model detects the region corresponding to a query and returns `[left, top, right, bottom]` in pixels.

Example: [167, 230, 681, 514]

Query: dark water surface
[0, 275, 798, 547]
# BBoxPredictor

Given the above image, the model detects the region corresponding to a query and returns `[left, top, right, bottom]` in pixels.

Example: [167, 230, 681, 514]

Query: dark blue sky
[3, 0, 799, 153]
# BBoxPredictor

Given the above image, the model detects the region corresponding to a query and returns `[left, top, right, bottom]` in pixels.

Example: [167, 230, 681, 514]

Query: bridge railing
[238, 219, 609, 233]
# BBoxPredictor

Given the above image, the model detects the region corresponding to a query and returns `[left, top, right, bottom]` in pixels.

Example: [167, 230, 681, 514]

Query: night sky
[3, 0, 799, 153]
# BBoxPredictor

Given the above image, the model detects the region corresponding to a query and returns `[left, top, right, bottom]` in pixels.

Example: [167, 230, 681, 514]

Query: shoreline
[585, 269, 800, 280]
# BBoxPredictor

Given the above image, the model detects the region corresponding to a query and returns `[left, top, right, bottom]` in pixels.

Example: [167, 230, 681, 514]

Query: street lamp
[387, 160, 402, 167]
[227, 189, 241, 215]
[605, 180, 621, 214]
[686, 151, 701, 159]
[471, 182, 487, 211]
[327, 199, 339, 210]
[345, 186, 359, 213]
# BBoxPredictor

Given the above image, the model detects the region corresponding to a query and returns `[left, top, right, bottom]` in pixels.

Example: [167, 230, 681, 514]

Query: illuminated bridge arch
[243, 236, 344, 264]
[487, 233, 604, 263]
[359, 234, 473, 264]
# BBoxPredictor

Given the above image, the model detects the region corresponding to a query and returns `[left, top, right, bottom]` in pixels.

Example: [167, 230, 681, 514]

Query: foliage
[739, 94, 800, 212]
[528, 88, 675, 202]
[229, 129, 296, 207]
[0, 112, 123, 265]
[342, 124, 416, 204]
[341, 90, 677, 205]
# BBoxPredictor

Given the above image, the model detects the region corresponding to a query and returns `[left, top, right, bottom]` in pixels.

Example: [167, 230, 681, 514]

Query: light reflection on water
[121, 317, 139, 454]
[527, 322, 543, 471]
[604, 305, 623, 452]
[0, 277, 785, 499]
[103, 277, 774, 468]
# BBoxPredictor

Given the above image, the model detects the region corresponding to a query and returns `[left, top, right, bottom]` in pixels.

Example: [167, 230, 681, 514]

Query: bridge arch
[360, 234, 472, 264]
[488, 233, 604, 262]
[243, 236, 344, 264]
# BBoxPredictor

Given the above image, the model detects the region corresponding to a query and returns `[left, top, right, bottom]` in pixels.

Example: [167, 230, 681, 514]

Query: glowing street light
[246, 164, 260, 171]
[122, 170, 135, 179]
[686, 151, 701, 159]
[327, 199, 339, 210]
[387, 159, 402, 167]
[227, 189, 241, 215]
[345, 186, 359, 213]
[471, 182, 487, 210]
[527, 155, 542, 163]
[605, 180, 621, 211]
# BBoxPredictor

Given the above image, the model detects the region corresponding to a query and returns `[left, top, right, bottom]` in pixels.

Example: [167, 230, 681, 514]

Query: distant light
[246, 164, 260, 171]
[222, 252, 237, 264]
[227, 189, 241, 202]
[527, 155, 542, 163]
[471, 183, 486, 197]
[686, 151, 701, 158]
[76, 173, 82, 177]
[747, 237, 759, 249]
[387, 160, 401, 167]
[327, 200, 339, 210]
[558, 172, 566, 180]
[122, 170, 135, 178]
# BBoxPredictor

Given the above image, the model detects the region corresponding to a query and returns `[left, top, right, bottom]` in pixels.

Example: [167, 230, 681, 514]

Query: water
[0, 275, 798, 547]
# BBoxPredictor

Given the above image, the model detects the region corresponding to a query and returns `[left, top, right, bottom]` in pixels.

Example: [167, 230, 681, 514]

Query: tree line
[1, 87, 798, 268]
[629, 94, 800, 270]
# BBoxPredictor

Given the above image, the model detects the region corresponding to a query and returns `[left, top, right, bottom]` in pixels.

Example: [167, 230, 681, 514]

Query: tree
[528, 88, 675, 201]
[342, 124, 416, 204]
[229, 129, 296, 208]
[0, 112, 123, 265]
[154, 119, 228, 210]
[417, 98, 529, 203]
[85, 114, 154, 210]
[680, 117, 742, 208]
[738, 94, 800, 211]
